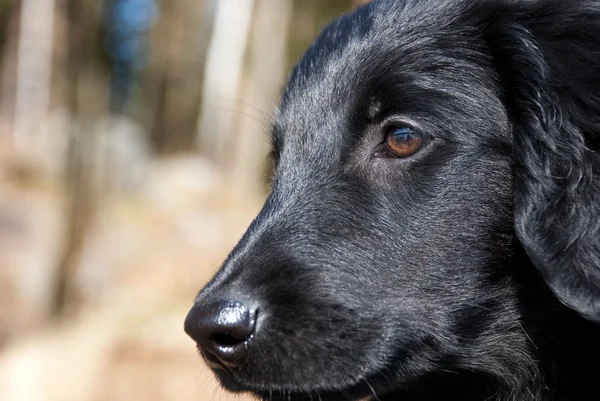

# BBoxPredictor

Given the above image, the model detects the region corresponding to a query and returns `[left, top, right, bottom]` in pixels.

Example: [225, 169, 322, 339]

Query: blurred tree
[228, 0, 293, 198]
[0, 0, 19, 138]
[12, 0, 55, 151]
[55, 0, 111, 316]
[196, 0, 255, 161]
[141, 0, 214, 155]
[0, 0, 12, 49]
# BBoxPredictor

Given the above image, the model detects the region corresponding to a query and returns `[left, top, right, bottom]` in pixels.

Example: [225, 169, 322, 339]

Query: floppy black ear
[486, 1, 600, 322]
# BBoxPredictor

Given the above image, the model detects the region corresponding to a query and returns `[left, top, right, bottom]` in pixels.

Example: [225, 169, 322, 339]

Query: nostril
[184, 300, 257, 368]
[213, 332, 245, 347]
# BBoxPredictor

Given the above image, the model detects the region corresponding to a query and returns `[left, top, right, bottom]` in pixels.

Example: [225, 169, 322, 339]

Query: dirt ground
[0, 153, 260, 401]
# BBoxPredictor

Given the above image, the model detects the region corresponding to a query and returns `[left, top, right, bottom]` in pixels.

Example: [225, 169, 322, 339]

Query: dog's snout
[184, 300, 257, 369]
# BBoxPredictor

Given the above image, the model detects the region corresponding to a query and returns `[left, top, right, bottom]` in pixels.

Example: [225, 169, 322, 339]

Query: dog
[184, 0, 600, 400]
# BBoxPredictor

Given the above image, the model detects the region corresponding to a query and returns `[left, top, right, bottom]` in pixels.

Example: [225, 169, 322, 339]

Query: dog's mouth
[205, 357, 392, 401]
[215, 373, 386, 401]
[194, 329, 423, 401]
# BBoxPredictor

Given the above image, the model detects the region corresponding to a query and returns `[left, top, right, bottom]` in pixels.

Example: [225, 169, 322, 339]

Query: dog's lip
[254, 387, 384, 401]
[208, 365, 389, 401]
[199, 349, 228, 370]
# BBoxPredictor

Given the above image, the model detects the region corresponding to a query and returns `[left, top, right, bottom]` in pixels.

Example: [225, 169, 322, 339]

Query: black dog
[185, 0, 600, 400]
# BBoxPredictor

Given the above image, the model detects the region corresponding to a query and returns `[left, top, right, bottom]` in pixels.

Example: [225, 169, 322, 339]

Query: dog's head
[185, 0, 600, 399]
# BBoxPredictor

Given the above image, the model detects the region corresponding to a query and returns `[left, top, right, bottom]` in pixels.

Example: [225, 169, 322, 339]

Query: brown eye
[385, 126, 424, 157]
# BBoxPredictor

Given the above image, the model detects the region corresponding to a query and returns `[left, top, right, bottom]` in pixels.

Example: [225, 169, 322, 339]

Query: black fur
[189, 0, 600, 400]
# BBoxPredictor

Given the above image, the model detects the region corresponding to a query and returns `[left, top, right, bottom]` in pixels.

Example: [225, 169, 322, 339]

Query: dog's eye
[385, 126, 424, 157]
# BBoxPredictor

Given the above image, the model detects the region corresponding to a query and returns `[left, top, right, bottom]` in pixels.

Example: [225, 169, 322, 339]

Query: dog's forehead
[273, 2, 438, 154]
[277, 0, 463, 105]
[274, 1, 468, 128]
[271, 0, 505, 175]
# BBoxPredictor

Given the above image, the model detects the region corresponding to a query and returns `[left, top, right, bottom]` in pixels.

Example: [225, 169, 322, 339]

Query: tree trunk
[54, 0, 109, 316]
[144, 0, 213, 155]
[12, 0, 55, 152]
[227, 0, 293, 198]
[196, 0, 255, 163]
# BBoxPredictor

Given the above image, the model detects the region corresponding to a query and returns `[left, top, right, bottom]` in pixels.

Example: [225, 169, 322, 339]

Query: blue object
[104, 0, 158, 112]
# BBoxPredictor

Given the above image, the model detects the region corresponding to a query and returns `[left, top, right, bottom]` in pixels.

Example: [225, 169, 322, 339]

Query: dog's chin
[209, 365, 390, 401]
[199, 336, 422, 401]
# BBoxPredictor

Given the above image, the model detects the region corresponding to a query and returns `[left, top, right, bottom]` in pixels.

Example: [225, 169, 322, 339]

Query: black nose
[184, 300, 257, 369]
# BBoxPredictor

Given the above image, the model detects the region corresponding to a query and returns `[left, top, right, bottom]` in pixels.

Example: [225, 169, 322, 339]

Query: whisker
[363, 378, 381, 401]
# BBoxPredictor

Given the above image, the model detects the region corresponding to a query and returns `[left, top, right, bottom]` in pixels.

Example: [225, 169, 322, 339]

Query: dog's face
[186, 0, 600, 400]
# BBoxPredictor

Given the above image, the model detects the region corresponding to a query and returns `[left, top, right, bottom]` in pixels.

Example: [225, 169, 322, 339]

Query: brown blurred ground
[0, 149, 262, 401]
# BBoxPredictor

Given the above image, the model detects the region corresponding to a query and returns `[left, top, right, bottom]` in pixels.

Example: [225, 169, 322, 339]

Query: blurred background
[0, 0, 369, 400]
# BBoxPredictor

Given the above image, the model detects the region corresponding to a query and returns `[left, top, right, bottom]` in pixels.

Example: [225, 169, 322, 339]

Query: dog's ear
[485, 2, 600, 322]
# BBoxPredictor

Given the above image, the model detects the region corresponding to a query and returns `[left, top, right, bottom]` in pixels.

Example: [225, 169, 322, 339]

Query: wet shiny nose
[184, 300, 257, 369]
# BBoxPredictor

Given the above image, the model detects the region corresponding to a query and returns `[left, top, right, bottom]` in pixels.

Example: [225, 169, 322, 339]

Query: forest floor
[0, 150, 259, 401]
